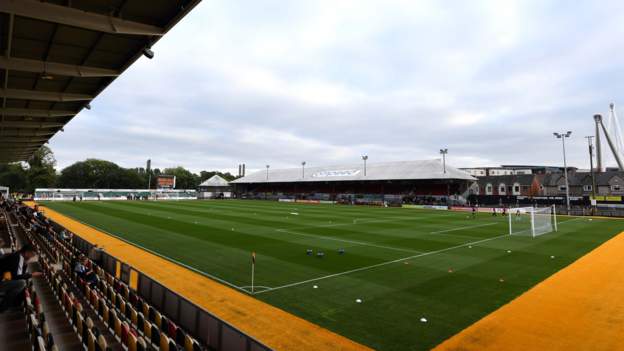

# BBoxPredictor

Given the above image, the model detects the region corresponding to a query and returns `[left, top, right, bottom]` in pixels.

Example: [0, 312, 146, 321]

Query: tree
[0, 146, 57, 193]
[0, 163, 28, 192]
[26, 146, 57, 191]
[199, 170, 237, 182]
[58, 159, 121, 188]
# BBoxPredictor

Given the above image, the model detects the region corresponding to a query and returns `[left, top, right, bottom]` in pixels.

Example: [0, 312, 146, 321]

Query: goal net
[508, 206, 557, 237]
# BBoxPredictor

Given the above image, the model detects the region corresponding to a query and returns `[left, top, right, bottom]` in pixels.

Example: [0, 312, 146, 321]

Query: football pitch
[41, 200, 624, 350]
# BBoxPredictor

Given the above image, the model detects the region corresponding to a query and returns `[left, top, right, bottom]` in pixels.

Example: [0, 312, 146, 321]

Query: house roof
[476, 174, 536, 186]
[0, 0, 201, 163]
[231, 159, 476, 184]
[542, 171, 624, 186]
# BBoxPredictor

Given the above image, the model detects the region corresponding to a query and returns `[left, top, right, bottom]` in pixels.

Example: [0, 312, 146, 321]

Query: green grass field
[41, 200, 624, 350]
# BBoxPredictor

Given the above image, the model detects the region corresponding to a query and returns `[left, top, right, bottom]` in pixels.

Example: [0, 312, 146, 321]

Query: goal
[508, 205, 558, 237]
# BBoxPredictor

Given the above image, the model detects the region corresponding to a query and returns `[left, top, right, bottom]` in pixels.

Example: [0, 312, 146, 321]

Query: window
[485, 183, 493, 195]
[558, 185, 567, 191]
[513, 183, 521, 195]
[499, 183, 506, 194]
[583, 185, 592, 192]
[611, 184, 621, 192]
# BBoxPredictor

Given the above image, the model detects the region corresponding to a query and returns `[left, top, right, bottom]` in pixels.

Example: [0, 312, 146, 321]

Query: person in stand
[74, 255, 96, 285]
[0, 245, 41, 312]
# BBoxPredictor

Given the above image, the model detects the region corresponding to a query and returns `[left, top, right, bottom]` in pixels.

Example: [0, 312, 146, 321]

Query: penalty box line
[254, 232, 511, 295]
[275, 228, 424, 254]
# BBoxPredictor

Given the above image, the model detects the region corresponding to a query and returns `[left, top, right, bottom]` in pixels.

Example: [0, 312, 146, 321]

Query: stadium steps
[29, 263, 84, 351]
[12, 215, 123, 351]
[0, 309, 32, 351]
[20, 227, 124, 351]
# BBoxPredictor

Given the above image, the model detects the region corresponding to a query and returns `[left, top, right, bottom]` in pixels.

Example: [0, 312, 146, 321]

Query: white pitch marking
[429, 222, 497, 234]
[275, 228, 422, 254]
[255, 233, 511, 295]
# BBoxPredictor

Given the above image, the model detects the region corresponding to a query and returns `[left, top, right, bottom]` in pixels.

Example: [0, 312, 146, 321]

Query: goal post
[508, 206, 557, 237]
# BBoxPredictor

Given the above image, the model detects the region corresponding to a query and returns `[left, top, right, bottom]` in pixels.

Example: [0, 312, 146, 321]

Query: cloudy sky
[49, 0, 624, 173]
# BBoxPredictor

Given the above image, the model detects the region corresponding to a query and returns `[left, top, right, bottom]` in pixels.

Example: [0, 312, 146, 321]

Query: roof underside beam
[0, 121, 64, 128]
[0, 136, 48, 143]
[0, 108, 76, 117]
[0, 130, 56, 136]
[0, 56, 120, 77]
[0, 148, 40, 154]
[0, 88, 93, 102]
[0, 144, 41, 154]
[0, 0, 166, 36]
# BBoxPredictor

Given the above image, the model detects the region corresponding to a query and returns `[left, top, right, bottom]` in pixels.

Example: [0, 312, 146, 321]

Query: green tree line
[0, 147, 236, 193]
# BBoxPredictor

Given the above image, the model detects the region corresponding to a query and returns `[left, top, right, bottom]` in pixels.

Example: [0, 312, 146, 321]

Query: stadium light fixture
[553, 131, 572, 214]
[439, 149, 448, 174]
[362, 155, 368, 176]
[143, 47, 154, 59]
[301, 161, 306, 179]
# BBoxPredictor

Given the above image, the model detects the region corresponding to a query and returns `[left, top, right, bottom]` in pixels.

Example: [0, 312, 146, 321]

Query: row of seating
[2, 208, 56, 351]
[17, 206, 204, 351]
[18, 214, 116, 351]
[25, 282, 58, 351]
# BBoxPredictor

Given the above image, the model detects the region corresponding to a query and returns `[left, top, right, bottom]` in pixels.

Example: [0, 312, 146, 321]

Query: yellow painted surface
[32, 203, 370, 351]
[129, 269, 139, 291]
[115, 261, 121, 279]
[434, 231, 624, 351]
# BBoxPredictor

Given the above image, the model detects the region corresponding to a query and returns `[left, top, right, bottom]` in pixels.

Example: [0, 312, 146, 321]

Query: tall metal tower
[594, 103, 624, 171]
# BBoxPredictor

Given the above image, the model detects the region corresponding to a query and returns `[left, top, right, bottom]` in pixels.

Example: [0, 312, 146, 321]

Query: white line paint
[254, 233, 511, 295]
[429, 222, 498, 234]
[276, 228, 423, 254]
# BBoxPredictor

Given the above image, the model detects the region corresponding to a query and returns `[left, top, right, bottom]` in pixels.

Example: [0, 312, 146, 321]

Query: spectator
[60, 229, 72, 241]
[0, 244, 41, 312]
[74, 255, 96, 285]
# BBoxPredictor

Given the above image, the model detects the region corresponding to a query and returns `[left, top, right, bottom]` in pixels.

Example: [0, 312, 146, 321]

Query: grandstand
[231, 159, 475, 205]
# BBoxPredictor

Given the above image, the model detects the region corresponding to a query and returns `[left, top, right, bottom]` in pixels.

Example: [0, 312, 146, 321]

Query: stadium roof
[199, 175, 230, 187]
[0, 0, 201, 163]
[231, 159, 476, 184]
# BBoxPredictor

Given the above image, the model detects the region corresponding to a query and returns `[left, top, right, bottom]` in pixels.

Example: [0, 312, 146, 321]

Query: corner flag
[251, 252, 256, 294]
